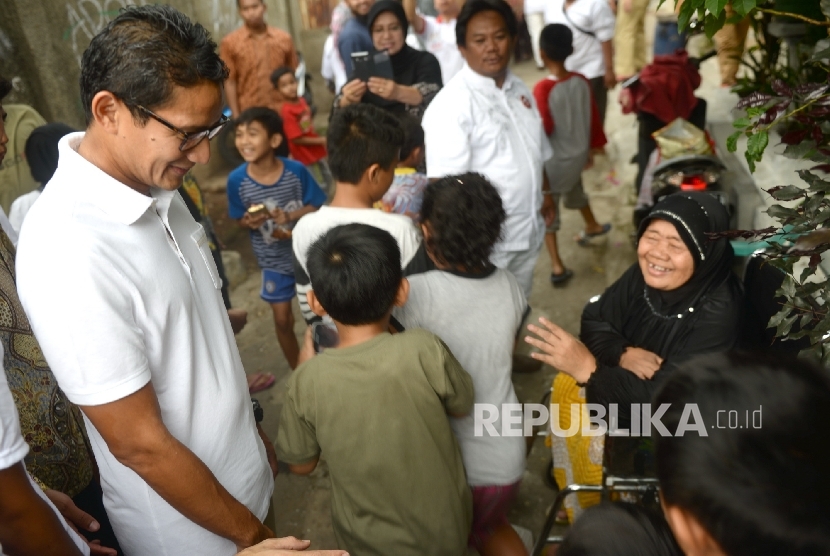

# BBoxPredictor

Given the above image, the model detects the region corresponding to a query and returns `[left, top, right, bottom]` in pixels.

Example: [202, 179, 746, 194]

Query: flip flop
[247, 372, 276, 394]
[575, 223, 612, 247]
[550, 269, 574, 288]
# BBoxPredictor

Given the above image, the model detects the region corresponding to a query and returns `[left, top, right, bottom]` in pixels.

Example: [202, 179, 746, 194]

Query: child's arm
[272, 204, 318, 226]
[403, 0, 426, 34]
[287, 457, 319, 475]
[532, 80, 555, 136]
[291, 136, 327, 147]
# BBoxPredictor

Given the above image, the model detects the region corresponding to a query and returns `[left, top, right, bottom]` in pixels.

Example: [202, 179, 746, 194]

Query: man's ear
[89, 91, 124, 136]
[270, 133, 283, 151]
[393, 277, 410, 308]
[306, 290, 328, 317]
[662, 499, 725, 556]
[366, 162, 382, 184]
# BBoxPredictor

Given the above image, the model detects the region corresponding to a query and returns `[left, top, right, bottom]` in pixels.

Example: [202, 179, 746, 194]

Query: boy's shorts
[468, 480, 522, 550]
[261, 269, 296, 304]
[547, 179, 590, 233]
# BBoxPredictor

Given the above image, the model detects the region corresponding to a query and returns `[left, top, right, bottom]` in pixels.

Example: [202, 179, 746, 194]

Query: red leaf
[781, 129, 809, 145]
[771, 80, 793, 97]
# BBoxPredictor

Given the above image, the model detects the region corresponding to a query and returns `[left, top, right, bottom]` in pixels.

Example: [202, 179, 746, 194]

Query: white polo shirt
[544, 0, 616, 79]
[422, 64, 552, 252]
[16, 133, 273, 556]
[417, 15, 464, 85]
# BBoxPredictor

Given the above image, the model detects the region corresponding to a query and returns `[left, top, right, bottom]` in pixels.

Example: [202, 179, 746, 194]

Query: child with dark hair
[227, 106, 326, 370]
[393, 172, 529, 556]
[276, 222, 474, 556]
[271, 67, 333, 192]
[292, 103, 431, 323]
[654, 352, 830, 556]
[533, 23, 610, 288]
[378, 113, 428, 222]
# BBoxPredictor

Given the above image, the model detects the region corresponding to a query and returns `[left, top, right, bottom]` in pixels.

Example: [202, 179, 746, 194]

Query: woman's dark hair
[397, 113, 424, 163]
[654, 352, 830, 556]
[539, 24, 574, 62]
[327, 104, 404, 184]
[0, 75, 11, 100]
[270, 67, 294, 89]
[235, 107, 290, 158]
[455, 0, 518, 48]
[80, 5, 228, 126]
[306, 223, 402, 325]
[420, 173, 505, 272]
[559, 502, 682, 556]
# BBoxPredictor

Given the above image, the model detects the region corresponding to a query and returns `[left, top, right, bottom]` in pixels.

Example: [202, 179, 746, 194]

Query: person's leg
[491, 233, 544, 299]
[589, 76, 608, 125]
[470, 483, 527, 556]
[613, 1, 638, 80]
[545, 232, 566, 276]
[714, 4, 747, 87]
[632, 0, 650, 74]
[481, 523, 528, 556]
[527, 12, 546, 68]
[271, 301, 299, 369]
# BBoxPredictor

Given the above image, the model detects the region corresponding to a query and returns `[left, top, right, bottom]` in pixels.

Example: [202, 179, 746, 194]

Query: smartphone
[350, 51, 372, 82]
[312, 321, 339, 353]
[372, 51, 395, 80]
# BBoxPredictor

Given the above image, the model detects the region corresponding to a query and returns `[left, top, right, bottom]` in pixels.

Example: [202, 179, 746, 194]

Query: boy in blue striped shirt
[227, 107, 327, 369]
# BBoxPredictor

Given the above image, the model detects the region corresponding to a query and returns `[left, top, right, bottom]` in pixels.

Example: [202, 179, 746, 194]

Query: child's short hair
[306, 223, 402, 325]
[270, 66, 294, 89]
[539, 24, 574, 62]
[420, 172, 505, 272]
[397, 113, 425, 163]
[235, 106, 290, 157]
[654, 352, 830, 556]
[327, 104, 405, 184]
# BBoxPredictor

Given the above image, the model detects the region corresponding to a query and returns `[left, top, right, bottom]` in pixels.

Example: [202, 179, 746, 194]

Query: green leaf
[745, 107, 766, 118]
[811, 46, 830, 63]
[704, 10, 727, 38]
[733, 117, 752, 129]
[766, 204, 800, 220]
[798, 171, 830, 193]
[782, 141, 817, 161]
[677, 0, 701, 31]
[704, 0, 728, 16]
[727, 130, 742, 153]
[731, 0, 757, 17]
[777, 314, 798, 338]
[768, 305, 790, 329]
[747, 130, 769, 158]
[768, 185, 805, 201]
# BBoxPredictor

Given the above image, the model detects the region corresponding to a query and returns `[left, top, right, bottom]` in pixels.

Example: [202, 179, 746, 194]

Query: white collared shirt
[544, 0, 616, 79]
[423, 64, 553, 252]
[417, 15, 464, 85]
[16, 133, 273, 556]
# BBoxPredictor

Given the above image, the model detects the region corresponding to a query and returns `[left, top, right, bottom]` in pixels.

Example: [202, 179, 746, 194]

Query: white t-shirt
[422, 64, 553, 253]
[16, 133, 273, 556]
[417, 15, 464, 85]
[394, 268, 527, 486]
[292, 205, 423, 322]
[544, 0, 616, 79]
[0, 345, 89, 556]
[9, 188, 41, 233]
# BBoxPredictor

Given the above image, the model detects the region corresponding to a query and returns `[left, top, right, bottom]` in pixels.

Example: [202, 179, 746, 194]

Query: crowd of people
[0, 1, 828, 556]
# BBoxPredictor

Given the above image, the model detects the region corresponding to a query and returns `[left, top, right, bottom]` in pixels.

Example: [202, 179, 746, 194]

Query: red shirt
[281, 98, 327, 165]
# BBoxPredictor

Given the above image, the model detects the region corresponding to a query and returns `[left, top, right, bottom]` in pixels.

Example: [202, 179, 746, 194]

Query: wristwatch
[251, 398, 264, 424]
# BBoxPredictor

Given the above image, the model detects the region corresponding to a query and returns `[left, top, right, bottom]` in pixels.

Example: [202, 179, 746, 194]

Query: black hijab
[365, 0, 443, 110]
[637, 191, 734, 315]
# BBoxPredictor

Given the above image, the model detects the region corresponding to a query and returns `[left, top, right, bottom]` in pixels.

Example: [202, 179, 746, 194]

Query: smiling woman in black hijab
[334, 0, 443, 119]
[525, 192, 743, 521]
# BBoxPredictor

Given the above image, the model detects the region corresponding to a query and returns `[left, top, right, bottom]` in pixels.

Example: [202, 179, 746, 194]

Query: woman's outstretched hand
[525, 317, 597, 384]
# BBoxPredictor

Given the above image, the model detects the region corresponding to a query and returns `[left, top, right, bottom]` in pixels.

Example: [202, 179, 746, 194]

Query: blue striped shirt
[227, 158, 326, 274]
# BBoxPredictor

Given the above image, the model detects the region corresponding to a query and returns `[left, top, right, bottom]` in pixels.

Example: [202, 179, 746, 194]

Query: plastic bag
[653, 118, 713, 159]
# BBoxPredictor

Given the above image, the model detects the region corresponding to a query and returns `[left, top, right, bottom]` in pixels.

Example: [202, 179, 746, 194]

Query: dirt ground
[200, 30, 726, 549]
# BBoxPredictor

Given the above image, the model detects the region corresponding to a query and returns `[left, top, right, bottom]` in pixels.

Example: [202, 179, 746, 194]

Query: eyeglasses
[137, 105, 229, 152]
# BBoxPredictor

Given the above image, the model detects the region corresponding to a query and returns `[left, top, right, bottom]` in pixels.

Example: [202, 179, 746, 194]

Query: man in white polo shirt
[403, 0, 465, 84]
[422, 0, 554, 299]
[16, 6, 278, 555]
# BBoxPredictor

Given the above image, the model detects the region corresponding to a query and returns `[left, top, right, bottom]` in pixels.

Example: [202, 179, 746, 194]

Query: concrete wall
[0, 0, 314, 128]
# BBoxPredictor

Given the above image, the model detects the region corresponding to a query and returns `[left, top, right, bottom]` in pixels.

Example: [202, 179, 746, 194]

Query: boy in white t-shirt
[394, 173, 529, 556]
[292, 104, 432, 323]
[403, 0, 465, 84]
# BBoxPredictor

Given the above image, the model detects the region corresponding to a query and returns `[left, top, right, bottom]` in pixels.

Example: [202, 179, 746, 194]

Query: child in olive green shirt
[276, 223, 474, 556]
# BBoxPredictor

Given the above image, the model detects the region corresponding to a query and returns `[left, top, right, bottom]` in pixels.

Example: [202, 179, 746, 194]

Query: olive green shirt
[277, 329, 474, 556]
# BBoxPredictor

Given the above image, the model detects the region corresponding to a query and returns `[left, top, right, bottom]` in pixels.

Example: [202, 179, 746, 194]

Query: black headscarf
[25, 123, 76, 186]
[637, 191, 734, 315]
[364, 0, 443, 111]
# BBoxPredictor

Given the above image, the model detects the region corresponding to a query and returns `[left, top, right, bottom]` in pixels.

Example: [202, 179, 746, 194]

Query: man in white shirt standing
[403, 0, 465, 84]
[422, 0, 555, 299]
[544, 0, 616, 122]
[15, 6, 290, 556]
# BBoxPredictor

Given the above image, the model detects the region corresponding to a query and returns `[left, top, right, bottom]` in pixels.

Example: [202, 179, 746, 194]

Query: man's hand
[237, 536, 348, 555]
[619, 347, 663, 380]
[525, 317, 597, 384]
[340, 79, 367, 106]
[541, 193, 556, 227]
[256, 424, 279, 479]
[241, 210, 269, 230]
[44, 490, 118, 556]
